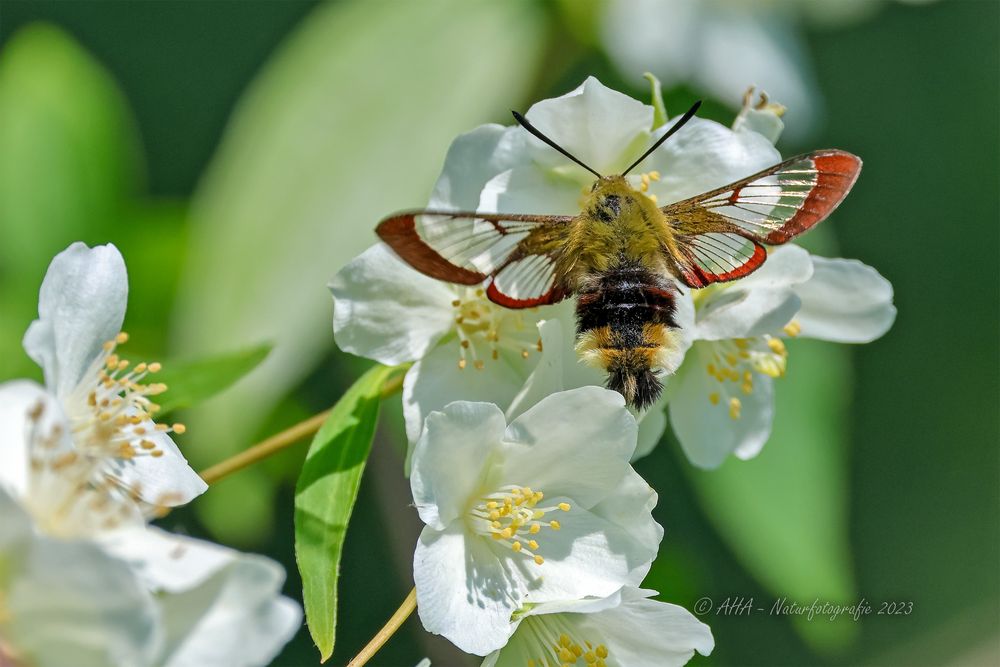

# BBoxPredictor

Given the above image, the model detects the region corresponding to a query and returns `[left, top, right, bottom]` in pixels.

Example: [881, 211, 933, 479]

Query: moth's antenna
[512, 111, 603, 179]
[621, 100, 702, 177]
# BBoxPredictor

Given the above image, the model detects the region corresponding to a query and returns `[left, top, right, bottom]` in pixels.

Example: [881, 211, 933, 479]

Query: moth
[376, 101, 861, 409]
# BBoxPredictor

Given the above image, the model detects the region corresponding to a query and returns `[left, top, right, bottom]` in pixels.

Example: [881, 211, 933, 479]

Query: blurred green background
[0, 1, 996, 665]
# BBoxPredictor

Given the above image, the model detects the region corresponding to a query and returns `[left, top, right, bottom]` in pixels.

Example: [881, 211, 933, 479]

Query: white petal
[576, 594, 715, 666]
[588, 470, 663, 585]
[330, 244, 456, 365]
[410, 401, 507, 529]
[793, 256, 896, 343]
[403, 340, 530, 449]
[102, 527, 300, 667]
[504, 314, 577, 423]
[4, 512, 161, 667]
[668, 344, 775, 468]
[511, 499, 653, 608]
[413, 524, 516, 656]
[644, 116, 781, 206]
[23, 242, 128, 398]
[429, 124, 528, 210]
[106, 426, 207, 508]
[633, 398, 668, 461]
[501, 387, 636, 507]
[524, 76, 653, 175]
[694, 245, 812, 341]
[478, 166, 584, 216]
[0, 380, 56, 498]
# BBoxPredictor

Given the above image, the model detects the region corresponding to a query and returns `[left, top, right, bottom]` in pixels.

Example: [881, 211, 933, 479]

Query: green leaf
[0, 23, 140, 381]
[294, 364, 395, 662]
[168, 1, 547, 523]
[685, 339, 858, 653]
[153, 344, 272, 416]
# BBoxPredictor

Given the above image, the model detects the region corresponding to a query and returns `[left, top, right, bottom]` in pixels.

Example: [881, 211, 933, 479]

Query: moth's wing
[660, 150, 862, 288]
[376, 210, 575, 308]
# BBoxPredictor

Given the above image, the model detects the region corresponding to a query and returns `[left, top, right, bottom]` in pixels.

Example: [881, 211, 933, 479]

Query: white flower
[332, 76, 784, 460]
[410, 387, 662, 655]
[0, 242, 302, 666]
[0, 488, 160, 667]
[481, 588, 713, 667]
[9, 242, 206, 512]
[668, 245, 897, 467]
[100, 527, 301, 667]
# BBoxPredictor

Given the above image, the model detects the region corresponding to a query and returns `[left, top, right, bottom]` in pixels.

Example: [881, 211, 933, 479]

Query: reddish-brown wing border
[662, 149, 862, 288]
[376, 209, 574, 307]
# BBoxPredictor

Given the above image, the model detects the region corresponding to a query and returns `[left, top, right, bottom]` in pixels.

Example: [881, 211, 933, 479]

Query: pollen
[703, 332, 789, 419]
[467, 485, 570, 566]
[62, 332, 185, 471]
[520, 618, 612, 667]
[450, 287, 538, 370]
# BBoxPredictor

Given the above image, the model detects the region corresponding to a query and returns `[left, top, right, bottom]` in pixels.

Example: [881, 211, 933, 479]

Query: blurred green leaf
[294, 364, 394, 662]
[0, 23, 141, 381]
[153, 344, 271, 416]
[169, 0, 546, 542]
[685, 339, 857, 653]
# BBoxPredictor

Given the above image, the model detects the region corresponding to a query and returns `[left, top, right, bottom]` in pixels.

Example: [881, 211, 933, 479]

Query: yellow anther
[512, 541, 522, 552]
[172, 423, 187, 434]
[559, 634, 571, 648]
[729, 397, 742, 420]
[140, 440, 156, 450]
[534, 555, 544, 565]
[151, 450, 164, 458]
[768, 337, 787, 355]
[106, 354, 119, 369]
[491, 349, 499, 360]
[558, 502, 571, 512]
[725, 353, 738, 366]
[451, 299, 461, 307]
[458, 359, 467, 369]
[706, 363, 716, 376]
[486, 500, 498, 509]
[474, 360, 485, 370]
[572, 645, 583, 657]
[783, 320, 802, 337]
[549, 520, 561, 530]
[742, 382, 753, 394]
[648, 170, 660, 180]
[596, 645, 608, 659]
[118, 444, 136, 459]
[528, 540, 539, 550]
[461, 339, 470, 349]
[536, 339, 543, 352]
[475, 288, 484, 297]
[521, 350, 530, 359]
[133, 427, 146, 435]
[491, 532, 503, 540]
[529, 524, 541, 534]
[585, 651, 596, 663]
[500, 528, 513, 539]
[103, 340, 115, 351]
[148, 362, 162, 373]
[134, 362, 147, 373]
[559, 647, 574, 661]
[116, 332, 129, 344]
[709, 392, 720, 405]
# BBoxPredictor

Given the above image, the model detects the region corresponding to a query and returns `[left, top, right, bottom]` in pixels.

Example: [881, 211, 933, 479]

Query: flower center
[451, 289, 541, 370]
[23, 401, 139, 538]
[703, 321, 799, 419]
[63, 332, 185, 461]
[520, 616, 611, 667]
[466, 485, 570, 565]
